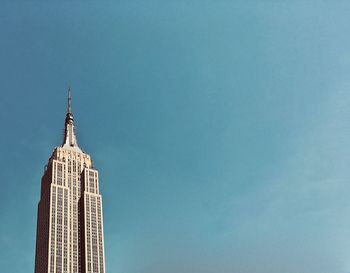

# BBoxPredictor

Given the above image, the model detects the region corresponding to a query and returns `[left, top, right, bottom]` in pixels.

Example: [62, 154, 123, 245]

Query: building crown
[62, 87, 82, 152]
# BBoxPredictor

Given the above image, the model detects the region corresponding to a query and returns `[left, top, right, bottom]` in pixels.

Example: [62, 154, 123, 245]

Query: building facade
[34, 91, 106, 273]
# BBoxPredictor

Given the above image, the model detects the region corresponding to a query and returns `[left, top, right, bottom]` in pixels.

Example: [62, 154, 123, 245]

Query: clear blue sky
[1, 1, 350, 273]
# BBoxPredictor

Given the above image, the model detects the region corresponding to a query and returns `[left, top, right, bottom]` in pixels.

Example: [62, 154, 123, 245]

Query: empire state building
[34, 90, 106, 273]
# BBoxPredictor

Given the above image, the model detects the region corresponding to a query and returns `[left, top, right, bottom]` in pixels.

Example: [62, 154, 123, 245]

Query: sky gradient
[1, 1, 350, 273]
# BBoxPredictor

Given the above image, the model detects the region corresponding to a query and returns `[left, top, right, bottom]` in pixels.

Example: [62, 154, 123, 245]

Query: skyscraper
[34, 90, 106, 273]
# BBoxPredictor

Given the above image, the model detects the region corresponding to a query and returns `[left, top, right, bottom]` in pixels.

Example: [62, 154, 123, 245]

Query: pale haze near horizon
[0, 2, 350, 273]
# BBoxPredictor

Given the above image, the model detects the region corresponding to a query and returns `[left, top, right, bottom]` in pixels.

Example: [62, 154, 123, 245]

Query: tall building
[34, 90, 106, 273]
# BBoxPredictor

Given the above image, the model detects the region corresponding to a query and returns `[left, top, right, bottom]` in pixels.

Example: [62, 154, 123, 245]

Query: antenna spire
[62, 86, 81, 151]
[68, 86, 72, 113]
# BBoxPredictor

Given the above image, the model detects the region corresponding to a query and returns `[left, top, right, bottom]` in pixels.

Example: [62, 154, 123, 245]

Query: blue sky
[1, 1, 350, 273]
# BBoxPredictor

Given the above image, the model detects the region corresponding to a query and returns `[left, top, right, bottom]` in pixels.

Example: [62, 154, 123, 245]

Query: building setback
[34, 90, 106, 273]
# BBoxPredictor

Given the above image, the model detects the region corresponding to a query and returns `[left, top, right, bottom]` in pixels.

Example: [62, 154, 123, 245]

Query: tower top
[62, 87, 82, 152]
